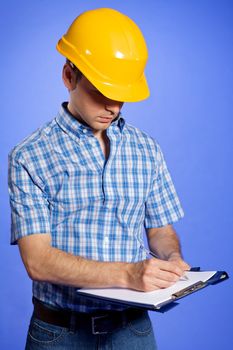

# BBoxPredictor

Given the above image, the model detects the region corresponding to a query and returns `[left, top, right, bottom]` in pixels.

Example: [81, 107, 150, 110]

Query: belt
[32, 297, 146, 335]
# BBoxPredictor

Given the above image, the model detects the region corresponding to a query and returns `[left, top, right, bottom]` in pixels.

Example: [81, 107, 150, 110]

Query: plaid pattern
[8, 103, 184, 312]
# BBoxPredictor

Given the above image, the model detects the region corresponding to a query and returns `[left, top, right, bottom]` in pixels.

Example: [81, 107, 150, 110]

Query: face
[63, 64, 124, 137]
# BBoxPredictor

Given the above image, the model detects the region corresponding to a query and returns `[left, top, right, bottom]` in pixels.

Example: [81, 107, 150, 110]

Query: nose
[104, 98, 123, 115]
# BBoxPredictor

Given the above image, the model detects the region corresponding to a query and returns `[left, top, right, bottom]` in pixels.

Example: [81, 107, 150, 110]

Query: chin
[96, 122, 110, 128]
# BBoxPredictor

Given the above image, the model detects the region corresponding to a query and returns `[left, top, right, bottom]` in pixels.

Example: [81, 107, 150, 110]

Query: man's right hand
[126, 258, 185, 292]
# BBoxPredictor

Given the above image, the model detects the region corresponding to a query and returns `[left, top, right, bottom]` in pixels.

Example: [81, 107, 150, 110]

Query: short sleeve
[144, 143, 184, 229]
[8, 154, 50, 244]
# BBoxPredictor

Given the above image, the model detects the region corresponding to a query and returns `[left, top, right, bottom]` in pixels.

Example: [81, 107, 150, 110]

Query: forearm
[147, 225, 182, 260]
[19, 235, 130, 289]
[34, 247, 130, 288]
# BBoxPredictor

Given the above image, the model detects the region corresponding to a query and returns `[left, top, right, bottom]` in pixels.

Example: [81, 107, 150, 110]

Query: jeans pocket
[128, 312, 152, 336]
[28, 318, 66, 345]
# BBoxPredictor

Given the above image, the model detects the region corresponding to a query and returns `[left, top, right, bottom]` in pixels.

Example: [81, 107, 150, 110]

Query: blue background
[1, 1, 232, 349]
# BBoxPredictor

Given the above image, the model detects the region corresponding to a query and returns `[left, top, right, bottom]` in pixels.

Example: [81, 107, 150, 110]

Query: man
[8, 8, 190, 350]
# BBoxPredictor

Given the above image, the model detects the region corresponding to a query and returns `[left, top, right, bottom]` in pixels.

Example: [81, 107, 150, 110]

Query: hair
[66, 59, 83, 82]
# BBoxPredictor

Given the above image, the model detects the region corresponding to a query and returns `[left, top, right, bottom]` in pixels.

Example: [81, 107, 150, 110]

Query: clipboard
[77, 269, 229, 312]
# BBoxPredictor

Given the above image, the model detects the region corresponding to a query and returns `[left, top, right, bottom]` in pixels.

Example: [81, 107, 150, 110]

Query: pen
[142, 246, 189, 281]
[142, 246, 160, 259]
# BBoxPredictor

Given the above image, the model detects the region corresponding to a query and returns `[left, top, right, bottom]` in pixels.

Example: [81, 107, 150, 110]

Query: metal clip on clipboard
[172, 281, 207, 299]
[154, 281, 208, 311]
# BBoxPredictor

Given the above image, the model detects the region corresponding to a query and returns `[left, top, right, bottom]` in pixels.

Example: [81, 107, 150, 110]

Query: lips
[98, 116, 113, 123]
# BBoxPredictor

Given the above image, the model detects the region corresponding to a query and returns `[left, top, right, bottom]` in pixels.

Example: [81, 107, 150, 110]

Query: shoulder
[9, 118, 58, 164]
[123, 122, 162, 156]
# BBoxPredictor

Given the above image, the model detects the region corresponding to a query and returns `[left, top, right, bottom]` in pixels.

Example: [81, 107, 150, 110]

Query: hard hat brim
[87, 72, 150, 103]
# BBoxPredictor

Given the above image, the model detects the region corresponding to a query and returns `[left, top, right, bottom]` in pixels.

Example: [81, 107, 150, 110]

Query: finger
[155, 260, 184, 277]
[172, 260, 191, 271]
[184, 262, 191, 270]
[150, 278, 174, 290]
[153, 269, 181, 283]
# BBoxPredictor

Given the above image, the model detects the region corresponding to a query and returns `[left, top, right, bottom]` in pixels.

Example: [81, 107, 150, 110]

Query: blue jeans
[25, 311, 157, 349]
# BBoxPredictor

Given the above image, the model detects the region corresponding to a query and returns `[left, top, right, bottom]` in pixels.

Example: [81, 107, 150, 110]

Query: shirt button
[82, 128, 88, 133]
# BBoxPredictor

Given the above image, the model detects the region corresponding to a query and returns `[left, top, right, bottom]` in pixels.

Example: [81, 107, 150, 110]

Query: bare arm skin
[18, 225, 190, 293]
[18, 234, 130, 289]
[125, 225, 190, 292]
[147, 224, 189, 263]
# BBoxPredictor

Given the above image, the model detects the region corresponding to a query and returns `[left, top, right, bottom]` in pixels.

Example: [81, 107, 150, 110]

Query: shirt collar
[55, 102, 125, 140]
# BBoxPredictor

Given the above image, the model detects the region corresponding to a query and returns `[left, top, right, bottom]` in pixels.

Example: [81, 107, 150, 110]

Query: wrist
[120, 262, 132, 288]
[106, 261, 131, 289]
[167, 252, 182, 261]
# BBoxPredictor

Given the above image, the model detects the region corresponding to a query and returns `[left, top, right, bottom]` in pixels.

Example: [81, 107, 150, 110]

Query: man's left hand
[167, 253, 191, 272]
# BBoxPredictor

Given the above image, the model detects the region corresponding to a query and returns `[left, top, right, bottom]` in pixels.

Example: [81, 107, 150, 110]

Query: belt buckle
[91, 314, 109, 335]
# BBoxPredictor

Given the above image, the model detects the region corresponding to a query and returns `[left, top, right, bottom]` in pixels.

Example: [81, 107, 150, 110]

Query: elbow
[25, 258, 44, 281]
[23, 253, 48, 282]
[27, 265, 41, 282]
[18, 234, 52, 282]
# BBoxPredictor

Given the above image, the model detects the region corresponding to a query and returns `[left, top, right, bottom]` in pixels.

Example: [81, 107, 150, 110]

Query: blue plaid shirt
[8, 103, 184, 312]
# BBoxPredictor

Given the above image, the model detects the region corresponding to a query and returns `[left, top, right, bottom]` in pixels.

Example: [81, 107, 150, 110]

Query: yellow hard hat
[56, 8, 150, 102]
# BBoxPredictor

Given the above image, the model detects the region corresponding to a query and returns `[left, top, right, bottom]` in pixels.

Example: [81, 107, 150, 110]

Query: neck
[94, 129, 107, 141]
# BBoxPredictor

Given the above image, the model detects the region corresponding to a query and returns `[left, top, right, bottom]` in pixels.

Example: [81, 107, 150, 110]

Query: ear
[62, 64, 77, 91]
